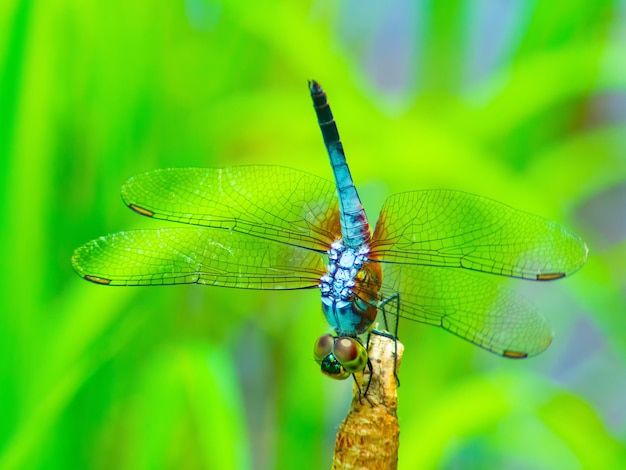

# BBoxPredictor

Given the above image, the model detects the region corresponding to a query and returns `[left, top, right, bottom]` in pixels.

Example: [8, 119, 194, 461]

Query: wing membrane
[72, 228, 325, 288]
[371, 190, 588, 280]
[121, 166, 341, 252]
[378, 263, 553, 357]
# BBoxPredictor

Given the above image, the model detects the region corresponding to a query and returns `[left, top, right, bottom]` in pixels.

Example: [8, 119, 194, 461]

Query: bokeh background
[1, 1, 625, 469]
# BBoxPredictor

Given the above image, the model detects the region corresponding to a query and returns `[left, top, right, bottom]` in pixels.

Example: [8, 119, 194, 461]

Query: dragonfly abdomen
[309, 80, 371, 249]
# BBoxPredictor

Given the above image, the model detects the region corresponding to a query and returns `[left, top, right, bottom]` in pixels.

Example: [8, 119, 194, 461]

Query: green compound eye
[313, 334, 335, 364]
[314, 335, 350, 379]
[313, 335, 368, 379]
[332, 337, 368, 374]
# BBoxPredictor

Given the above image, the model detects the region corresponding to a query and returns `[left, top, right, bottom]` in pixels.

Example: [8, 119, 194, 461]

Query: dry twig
[332, 334, 404, 470]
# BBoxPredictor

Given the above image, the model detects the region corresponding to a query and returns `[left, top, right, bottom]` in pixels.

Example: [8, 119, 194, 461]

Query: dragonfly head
[313, 334, 368, 380]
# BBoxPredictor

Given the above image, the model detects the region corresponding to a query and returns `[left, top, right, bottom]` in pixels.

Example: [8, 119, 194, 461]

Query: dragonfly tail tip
[308, 79, 322, 94]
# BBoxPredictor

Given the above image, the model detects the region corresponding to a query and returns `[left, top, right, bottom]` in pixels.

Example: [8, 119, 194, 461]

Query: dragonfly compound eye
[333, 337, 368, 374]
[313, 334, 335, 363]
[313, 334, 357, 380]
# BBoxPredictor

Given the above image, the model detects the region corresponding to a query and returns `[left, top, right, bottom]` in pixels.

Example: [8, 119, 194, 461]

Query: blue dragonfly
[72, 80, 588, 380]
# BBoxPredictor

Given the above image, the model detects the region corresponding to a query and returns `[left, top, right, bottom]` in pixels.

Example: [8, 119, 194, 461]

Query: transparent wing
[121, 166, 341, 252]
[371, 190, 588, 280]
[377, 263, 553, 357]
[72, 227, 325, 288]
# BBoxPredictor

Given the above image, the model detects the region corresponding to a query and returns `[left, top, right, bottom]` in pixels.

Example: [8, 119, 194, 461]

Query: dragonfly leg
[371, 293, 401, 386]
[376, 293, 400, 338]
[351, 371, 363, 400]
[352, 352, 375, 406]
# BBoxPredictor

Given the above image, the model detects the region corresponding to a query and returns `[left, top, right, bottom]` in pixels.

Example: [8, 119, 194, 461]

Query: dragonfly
[72, 80, 588, 380]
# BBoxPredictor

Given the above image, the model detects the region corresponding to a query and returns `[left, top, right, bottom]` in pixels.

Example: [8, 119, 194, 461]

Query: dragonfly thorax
[320, 241, 368, 299]
[319, 240, 378, 336]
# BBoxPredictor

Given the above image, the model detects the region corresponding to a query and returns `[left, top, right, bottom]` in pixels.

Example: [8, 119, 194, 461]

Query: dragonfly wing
[120, 166, 341, 252]
[72, 227, 325, 288]
[371, 190, 588, 280]
[377, 263, 553, 357]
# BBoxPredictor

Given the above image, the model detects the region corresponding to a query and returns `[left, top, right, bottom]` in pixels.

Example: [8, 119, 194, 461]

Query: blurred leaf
[125, 344, 250, 469]
[539, 391, 626, 468]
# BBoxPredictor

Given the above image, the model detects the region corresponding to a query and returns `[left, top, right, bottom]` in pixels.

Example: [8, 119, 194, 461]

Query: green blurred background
[1, 0, 625, 468]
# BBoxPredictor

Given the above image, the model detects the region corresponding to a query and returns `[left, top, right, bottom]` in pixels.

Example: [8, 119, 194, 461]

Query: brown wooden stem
[332, 334, 404, 469]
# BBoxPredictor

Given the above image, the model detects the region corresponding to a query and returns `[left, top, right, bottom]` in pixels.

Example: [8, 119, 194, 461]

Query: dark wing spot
[537, 272, 566, 281]
[128, 204, 155, 217]
[503, 350, 528, 359]
[84, 275, 112, 285]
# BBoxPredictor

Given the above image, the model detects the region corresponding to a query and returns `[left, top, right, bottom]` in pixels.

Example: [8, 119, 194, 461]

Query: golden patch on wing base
[84, 275, 112, 285]
[503, 350, 528, 359]
[128, 204, 154, 217]
[537, 272, 566, 281]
